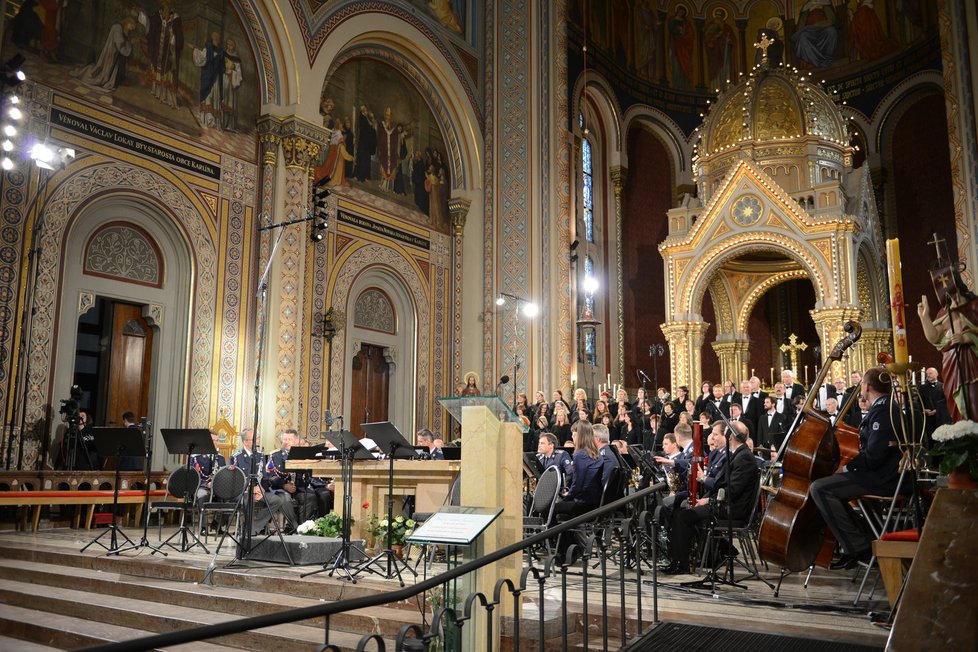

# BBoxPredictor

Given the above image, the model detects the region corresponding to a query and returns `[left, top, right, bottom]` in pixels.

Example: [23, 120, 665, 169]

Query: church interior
[0, 1, 975, 650]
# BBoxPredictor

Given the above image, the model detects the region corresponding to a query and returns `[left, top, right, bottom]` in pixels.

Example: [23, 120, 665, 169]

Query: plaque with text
[407, 506, 502, 545]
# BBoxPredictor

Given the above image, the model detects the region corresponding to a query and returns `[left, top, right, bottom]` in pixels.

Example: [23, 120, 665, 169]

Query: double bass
[758, 321, 862, 572]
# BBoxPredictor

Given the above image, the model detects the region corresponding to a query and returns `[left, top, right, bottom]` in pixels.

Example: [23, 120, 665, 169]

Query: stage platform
[0, 526, 889, 650]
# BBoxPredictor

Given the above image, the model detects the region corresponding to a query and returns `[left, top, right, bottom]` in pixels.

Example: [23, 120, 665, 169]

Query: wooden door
[350, 343, 391, 438]
[103, 303, 153, 426]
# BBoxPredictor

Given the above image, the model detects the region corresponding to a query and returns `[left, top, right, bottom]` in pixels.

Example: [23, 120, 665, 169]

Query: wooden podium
[438, 395, 526, 649]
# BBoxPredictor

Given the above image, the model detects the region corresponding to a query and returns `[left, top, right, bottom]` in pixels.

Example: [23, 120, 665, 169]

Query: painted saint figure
[222, 38, 243, 131]
[704, 7, 737, 89]
[376, 107, 400, 193]
[145, 0, 183, 108]
[191, 32, 226, 129]
[353, 105, 376, 182]
[668, 5, 695, 90]
[71, 16, 139, 92]
[847, 0, 897, 61]
[792, 0, 839, 69]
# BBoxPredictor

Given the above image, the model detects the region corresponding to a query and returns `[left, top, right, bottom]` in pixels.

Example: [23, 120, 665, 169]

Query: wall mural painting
[5, 0, 259, 158]
[570, 1, 937, 100]
[410, 0, 467, 38]
[317, 58, 451, 234]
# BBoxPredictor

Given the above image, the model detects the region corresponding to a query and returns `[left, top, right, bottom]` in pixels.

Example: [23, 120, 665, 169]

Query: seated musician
[231, 428, 298, 535]
[654, 422, 694, 515]
[297, 436, 335, 516]
[810, 367, 902, 570]
[191, 431, 226, 504]
[662, 420, 759, 574]
[537, 432, 572, 485]
[593, 424, 625, 500]
[553, 420, 605, 520]
[267, 428, 319, 523]
[416, 429, 445, 460]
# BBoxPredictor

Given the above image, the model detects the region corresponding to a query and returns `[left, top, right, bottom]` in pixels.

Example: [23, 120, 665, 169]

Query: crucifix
[754, 33, 774, 62]
[779, 333, 808, 374]
[927, 232, 946, 263]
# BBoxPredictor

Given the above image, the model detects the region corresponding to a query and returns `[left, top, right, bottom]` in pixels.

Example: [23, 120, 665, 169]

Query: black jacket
[847, 395, 902, 493]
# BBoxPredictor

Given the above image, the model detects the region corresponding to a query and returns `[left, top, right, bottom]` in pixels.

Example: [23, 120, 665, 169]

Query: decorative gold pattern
[755, 78, 803, 142]
[709, 96, 743, 152]
[281, 136, 319, 170]
[611, 165, 627, 379]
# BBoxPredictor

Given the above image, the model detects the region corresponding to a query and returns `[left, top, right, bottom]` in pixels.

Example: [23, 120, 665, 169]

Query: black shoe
[660, 562, 686, 575]
[830, 554, 854, 570]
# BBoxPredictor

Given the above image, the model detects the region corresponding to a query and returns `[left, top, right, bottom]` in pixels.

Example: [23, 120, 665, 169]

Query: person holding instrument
[810, 367, 902, 569]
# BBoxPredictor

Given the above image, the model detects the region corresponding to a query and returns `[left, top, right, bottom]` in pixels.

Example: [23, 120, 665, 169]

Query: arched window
[581, 126, 594, 244]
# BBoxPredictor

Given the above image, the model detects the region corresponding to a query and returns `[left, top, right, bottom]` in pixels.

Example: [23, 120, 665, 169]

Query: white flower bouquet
[931, 419, 978, 479]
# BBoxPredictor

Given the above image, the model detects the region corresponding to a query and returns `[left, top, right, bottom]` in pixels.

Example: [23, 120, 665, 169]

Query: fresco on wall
[568, 0, 939, 133]
[4, 0, 259, 158]
[410, 1, 466, 37]
[317, 58, 451, 234]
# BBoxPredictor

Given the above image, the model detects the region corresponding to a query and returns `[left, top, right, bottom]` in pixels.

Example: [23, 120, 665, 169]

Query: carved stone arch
[707, 275, 735, 334]
[572, 70, 624, 155]
[328, 243, 430, 427]
[681, 235, 829, 319]
[870, 71, 945, 151]
[322, 45, 470, 190]
[856, 243, 887, 323]
[736, 269, 811, 333]
[29, 159, 218, 427]
[622, 105, 690, 174]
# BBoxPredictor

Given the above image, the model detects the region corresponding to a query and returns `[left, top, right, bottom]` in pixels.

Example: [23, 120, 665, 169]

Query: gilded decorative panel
[754, 78, 803, 141]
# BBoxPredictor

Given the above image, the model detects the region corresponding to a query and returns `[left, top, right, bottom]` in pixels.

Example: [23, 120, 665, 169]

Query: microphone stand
[134, 417, 165, 554]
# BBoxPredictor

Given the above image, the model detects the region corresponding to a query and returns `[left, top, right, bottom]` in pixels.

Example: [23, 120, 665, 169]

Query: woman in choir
[592, 399, 611, 423]
[552, 405, 573, 446]
[694, 381, 713, 419]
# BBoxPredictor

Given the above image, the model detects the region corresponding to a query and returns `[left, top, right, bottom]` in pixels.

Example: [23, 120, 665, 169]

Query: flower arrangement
[370, 514, 416, 546]
[295, 512, 349, 538]
[931, 419, 978, 479]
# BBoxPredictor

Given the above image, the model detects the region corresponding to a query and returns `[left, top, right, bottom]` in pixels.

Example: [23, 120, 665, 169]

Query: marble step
[0, 542, 417, 607]
[0, 578, 393, 651]
[0, 603, 238, 651]
[0, 558, 411, 637]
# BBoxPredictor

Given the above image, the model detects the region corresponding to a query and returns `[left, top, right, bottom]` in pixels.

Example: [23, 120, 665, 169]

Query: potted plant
[931, 420, 978, 488]
[375, 514, 416, 557]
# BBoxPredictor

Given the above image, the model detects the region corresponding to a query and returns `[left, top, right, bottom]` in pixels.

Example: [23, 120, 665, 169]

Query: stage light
[31, 142, 55, 169]
[1, 140, 11, 152]
[3, 125, 15, 137]
[15, 70, 25, 82]
[583, 276, 599, 294]
[521, 302, 539, 318]
[310, 220, 327, 243]
[495, 296, 506, 306]
[1, 157, 13, 171]
[8, 107, 21, 121]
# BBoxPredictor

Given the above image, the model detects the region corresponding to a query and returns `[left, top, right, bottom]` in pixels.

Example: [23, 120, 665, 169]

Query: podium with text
[438, 395, 525, 645]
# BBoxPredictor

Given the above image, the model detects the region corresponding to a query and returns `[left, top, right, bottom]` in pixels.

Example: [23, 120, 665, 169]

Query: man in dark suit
[781, 370, 806, 403]
[757, 396, 789, 450]
[771, 383, 795, 420]
[734, 380, 762, 425]
[919, 367, 952, 443]
[705, 384, 730, 421]
[816, 382, 837, 410]
[662, 421, 759, 574]
[117, 411, 145, 471]
[537, 432, 572, 485]
[728, 402, 755, 442]
[749, 376, 768, 403]
[811, 368, 903, 569]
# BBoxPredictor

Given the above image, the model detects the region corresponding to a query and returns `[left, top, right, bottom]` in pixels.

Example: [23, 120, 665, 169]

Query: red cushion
[881, 528, 920, 542]
[0, 490, 167, 498]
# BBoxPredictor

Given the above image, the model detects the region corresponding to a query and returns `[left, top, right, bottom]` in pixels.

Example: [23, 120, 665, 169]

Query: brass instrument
[666, 469, 681, 494]
[630, 464, 642, 489]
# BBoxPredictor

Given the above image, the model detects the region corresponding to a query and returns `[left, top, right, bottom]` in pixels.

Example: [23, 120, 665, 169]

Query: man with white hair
[781, 369, 806, 402]
[919, 366, 951, 441]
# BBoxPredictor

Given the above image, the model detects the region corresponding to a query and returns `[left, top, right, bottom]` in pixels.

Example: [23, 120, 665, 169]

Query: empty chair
[150, 466, 201, 540]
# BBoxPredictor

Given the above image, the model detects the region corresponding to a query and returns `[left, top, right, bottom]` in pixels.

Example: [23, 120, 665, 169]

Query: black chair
[523, 467, 563, 558]
[697, 479, 771, 585]
[150, 467, 200, 540]
[199, 466, 247, 552]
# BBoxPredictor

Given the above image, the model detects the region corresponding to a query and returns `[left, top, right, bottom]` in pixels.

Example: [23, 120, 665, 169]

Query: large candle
[886, 239, 909, 364]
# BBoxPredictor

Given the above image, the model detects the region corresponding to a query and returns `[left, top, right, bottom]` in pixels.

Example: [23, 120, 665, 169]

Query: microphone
[498, 375, 510, 385]
[637, 369, 651, 383]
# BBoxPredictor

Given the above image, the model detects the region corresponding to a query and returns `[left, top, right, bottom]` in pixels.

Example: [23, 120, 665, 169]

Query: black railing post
[618, 519, 628, 643]
[560, 554, 569, 652]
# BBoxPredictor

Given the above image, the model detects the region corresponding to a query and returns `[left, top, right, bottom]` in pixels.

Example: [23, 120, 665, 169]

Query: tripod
[81, 428, 144, 555]
[130, 418, 166, 555]
[353, 422, 417, 586]
[302, 428, 370, 581]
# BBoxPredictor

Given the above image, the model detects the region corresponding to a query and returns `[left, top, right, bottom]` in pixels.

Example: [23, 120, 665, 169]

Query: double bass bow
[758, 321, 862, 572]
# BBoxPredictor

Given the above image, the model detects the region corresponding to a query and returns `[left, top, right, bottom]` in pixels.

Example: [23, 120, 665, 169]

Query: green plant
[932, 420, 978, 479]
[296, 513, 350, 537]
[376, 514, 416, 546]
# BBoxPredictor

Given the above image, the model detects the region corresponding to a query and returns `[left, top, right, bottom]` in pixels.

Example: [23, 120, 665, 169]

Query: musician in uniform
[231, 428, 298, 535]
[191, 430, 226, 504]
[537, 432, 572, 485]
[662, 420, 759, 574]
[416, 429, 445, 460]
[810, 367, 902, 570]
[267, 428, 318, 523]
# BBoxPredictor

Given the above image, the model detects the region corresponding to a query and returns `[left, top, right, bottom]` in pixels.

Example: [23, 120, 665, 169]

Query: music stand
[352, 421, 417, 585]
[302, 431, 373, 582]
[81, 428, 146, 554]
[155, 428, 215, 554]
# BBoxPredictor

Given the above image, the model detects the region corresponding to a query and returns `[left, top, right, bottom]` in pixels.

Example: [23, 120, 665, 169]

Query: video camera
[59, 385, 83, 423]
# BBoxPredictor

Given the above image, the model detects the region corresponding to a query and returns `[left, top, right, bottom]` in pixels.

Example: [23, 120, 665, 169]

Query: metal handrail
[78, 485, 659, 651]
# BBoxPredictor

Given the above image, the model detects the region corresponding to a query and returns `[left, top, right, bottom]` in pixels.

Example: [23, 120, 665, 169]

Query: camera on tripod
[59, 384, 83, 423]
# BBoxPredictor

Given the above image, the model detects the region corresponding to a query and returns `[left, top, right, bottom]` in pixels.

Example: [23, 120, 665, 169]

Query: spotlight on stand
[495, 296, 506, 306]
[310, 220, 327, 243]
[30, 143, 75, 171]
[1, 54, 26, 90]
[310, 176, 331, 243]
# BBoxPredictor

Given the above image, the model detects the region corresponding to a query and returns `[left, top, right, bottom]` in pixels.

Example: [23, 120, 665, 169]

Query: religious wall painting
[409, 0, 467, 38]
[318, 58, 452, 234]
[4, 0, 259, 159]
[666, 2, 696, 91]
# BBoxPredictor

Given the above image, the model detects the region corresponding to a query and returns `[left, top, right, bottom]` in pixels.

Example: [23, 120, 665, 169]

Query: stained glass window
[584, 330, 596, 367]
[582, 137, 594, 243]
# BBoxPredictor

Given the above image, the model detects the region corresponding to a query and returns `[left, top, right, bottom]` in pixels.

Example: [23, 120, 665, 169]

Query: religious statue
[917, 266, 978, 423]
[460, 373, 481, 396]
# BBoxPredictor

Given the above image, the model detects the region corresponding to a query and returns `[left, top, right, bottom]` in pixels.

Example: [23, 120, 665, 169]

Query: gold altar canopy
[660, 59, 889, 390]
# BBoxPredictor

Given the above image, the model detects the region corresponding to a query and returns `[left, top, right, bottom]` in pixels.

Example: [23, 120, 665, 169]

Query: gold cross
[937, 272, 951, 289]
[754, 34, 774, 60]
[779, 333, 808, 374]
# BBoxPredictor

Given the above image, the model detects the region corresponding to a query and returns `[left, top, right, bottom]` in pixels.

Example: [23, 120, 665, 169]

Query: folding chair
[523, 466, 563, 559]
[199, 466, 247, 552]
[150, 467, 200, 540]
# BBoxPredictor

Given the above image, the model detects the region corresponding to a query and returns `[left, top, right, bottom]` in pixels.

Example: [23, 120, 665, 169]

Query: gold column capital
[281, 135, 319, 170]
[260, 134, 280, 166]
[448, 197, 472, 237]
[610, 166, 628, 197]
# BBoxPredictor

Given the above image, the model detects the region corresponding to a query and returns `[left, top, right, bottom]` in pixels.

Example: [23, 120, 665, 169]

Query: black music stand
[352, 421, 417, 585]
[302, 431, 373, 582]
[155, 428, 215, 554]
[81, 428, 145, 554]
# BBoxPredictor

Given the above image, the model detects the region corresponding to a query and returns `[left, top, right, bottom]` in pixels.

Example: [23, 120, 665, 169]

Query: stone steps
[0, 603, 237, 651]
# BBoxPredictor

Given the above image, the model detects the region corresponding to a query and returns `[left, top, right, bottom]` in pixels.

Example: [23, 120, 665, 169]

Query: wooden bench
[0, 490, 168, 532]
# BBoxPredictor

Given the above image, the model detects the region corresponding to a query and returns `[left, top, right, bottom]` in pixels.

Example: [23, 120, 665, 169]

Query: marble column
[449, 197, 472, 390]
[810, 306, 863, 384]
[712, 337, 752, 385]
[661, 320, 710, 392]
[610, 166, 627, 382]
